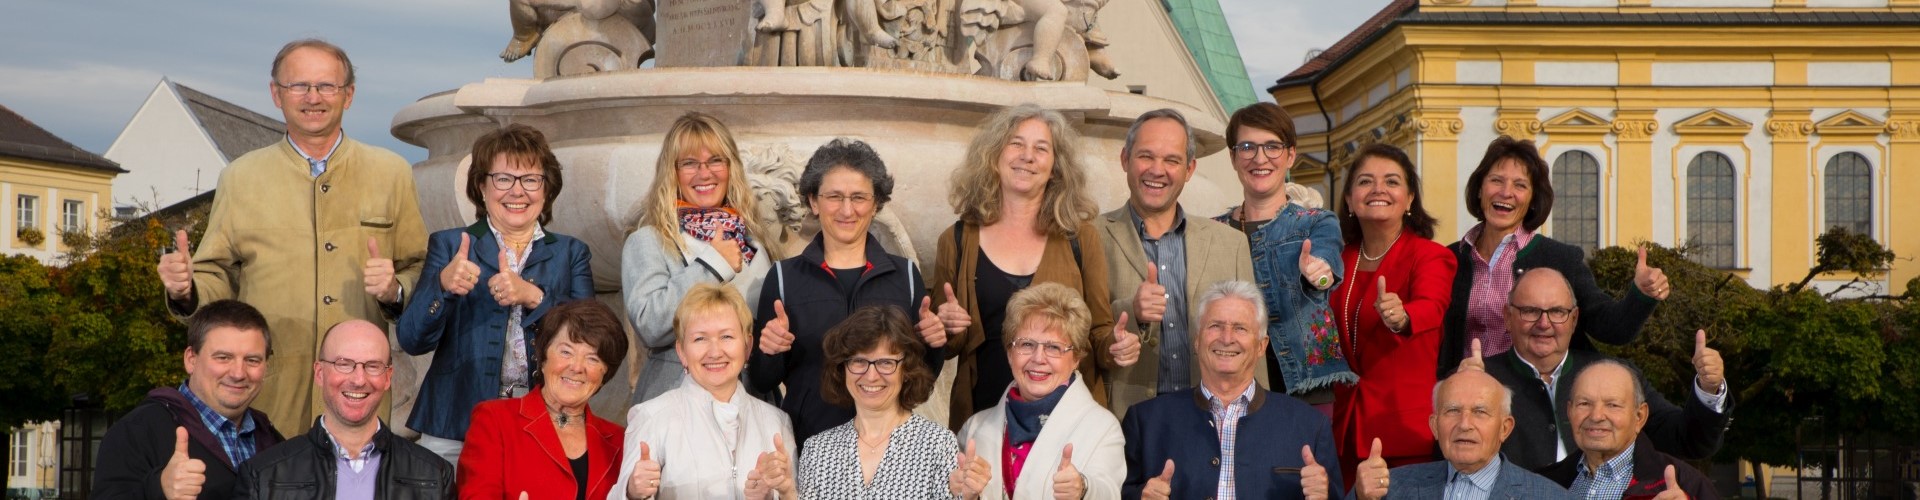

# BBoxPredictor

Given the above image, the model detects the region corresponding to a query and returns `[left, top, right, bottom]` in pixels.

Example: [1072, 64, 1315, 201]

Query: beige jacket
[175, 138, 427, 437]
[1096, 206, 1256, 417]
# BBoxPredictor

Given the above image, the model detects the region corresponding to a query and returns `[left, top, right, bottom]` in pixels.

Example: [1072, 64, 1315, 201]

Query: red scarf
[676, 201, 758, 262]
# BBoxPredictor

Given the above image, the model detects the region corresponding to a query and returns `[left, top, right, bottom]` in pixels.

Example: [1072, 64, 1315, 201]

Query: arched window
[1550, 151, 1602, 253]
[1824, 152, 1873, 236]
[1686, 152, 1738, 268]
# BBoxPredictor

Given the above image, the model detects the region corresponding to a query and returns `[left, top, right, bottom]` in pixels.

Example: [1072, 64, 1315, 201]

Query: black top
[92, 388, 286, 500]
[1484, 349, 1730, 471]
[830, 266, 863, 297]
[1439, 234, 1659, 377]
[570, 451, 589, 500]
[972, 253, 1032, 410]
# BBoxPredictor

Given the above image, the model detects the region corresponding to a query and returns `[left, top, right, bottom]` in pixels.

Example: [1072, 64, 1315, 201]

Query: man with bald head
[1349, 370, 1570, 500]
[235, 321, 450, 499]
[1465, 268, 1729, 471]
[1535, 360, 1719, 499]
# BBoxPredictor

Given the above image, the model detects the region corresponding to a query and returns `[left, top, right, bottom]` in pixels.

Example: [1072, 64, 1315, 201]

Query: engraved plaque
[656, 0, 758, 67]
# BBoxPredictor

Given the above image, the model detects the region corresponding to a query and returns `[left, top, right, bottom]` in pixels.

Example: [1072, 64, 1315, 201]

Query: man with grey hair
[1099, 108, 1255, 415]
[1535, 360, 1720, 499]
[1465, 267, 1730, 471]
[1122, 280, 1339, 500]
[1349, 370, 1572, 499]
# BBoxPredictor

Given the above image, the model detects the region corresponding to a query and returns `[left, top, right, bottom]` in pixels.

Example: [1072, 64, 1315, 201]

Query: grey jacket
[621, 227, 769, 405]
[1348, 458, 1573, 500]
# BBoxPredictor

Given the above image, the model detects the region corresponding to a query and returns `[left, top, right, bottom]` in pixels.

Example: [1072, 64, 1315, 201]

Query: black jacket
[234, 418, 452, 500]
[1487, 350, 1731, 471]
[748, 233, 942, 448]
[1441, 234, 1658, 377]
[93, 387, 286, 499]
[1538, 435, 1722, 499]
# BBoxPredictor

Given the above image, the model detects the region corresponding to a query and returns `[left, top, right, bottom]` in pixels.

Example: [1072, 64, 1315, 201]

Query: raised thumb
[1664, 465, 1681, 491]
[519, 492, 530, 500]
[1060, 443, 1074, 468]
[174, 229, 191, 255]
[1300, 444, 1317, 466]
[367, 237, 382, 259]
[1158, 459, 1176, 479]
[1695, 329, 1708, 355]
[640, 441, 652, 461]
[1145, 262, 1159, 285]
[1369, 437, 1383, 459]
[455, 233, 471, 261]
[172, 426, 190, 458]
[774, 300, 788, 320]
[1376, 276, 1388, 295]
[921, 296, 933, 314]
[1637, 244, 1650, 269]
[1300, 239, 1313, 261]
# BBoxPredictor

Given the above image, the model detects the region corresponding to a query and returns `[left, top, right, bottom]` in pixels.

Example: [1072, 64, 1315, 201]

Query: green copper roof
[1161, 0, 1258, 112]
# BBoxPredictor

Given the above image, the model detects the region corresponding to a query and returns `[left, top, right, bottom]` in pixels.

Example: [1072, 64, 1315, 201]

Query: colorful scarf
[676, 202, 758, 262]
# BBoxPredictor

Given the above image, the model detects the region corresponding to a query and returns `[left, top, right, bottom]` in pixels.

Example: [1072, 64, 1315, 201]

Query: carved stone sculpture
[961, 0, 1117, 81]
[504, 0, 657, 78]
[750, 0, 837, 66]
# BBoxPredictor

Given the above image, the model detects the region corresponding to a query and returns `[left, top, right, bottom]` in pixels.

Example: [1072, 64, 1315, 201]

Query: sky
[0, 0, 1393, 163]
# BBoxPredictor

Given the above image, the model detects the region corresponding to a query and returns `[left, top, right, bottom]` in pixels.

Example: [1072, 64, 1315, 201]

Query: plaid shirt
[1202, 383, 1256, 500]
[1462, 224, 1533, 357]
[177, 383, 259, 468]
[1570, 443, 1635, 500]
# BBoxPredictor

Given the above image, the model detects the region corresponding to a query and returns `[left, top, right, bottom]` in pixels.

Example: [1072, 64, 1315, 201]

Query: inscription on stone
[657, 0, 757, 67]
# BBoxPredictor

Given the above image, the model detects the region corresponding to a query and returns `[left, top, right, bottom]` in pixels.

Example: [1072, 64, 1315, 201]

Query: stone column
[1611, 110, 1659, 245]
[1888, 116, 1920, 294]
[1412, 109, 1464, 239]
[1765, 112, 1814, 285]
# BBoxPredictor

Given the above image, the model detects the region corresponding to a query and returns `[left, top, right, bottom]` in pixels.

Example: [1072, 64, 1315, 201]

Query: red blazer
[1328, 230, 1457, 485]
[459, 391, 623, 500]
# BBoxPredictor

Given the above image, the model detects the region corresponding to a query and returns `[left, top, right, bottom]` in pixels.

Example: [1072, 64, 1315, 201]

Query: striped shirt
[1445, 455, 1503, 500]
[1569, 443, 1635, 500]
[1462, 224, 1533, 357]
[1202, 383, 1255, 500]
[177, 383, 259, 468]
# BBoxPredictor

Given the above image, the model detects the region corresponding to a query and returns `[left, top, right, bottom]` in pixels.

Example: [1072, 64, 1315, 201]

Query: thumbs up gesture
[438, 234, 482, 295]
[1693, 330, 1724, 394]
[1374, 277, 1407, 332]
[936, 283, 973, 335]
[916, 296, 949, 348]
[158, 229, 195, 300]
[747, 434, 797, 499]
[364, 238, 400, 303]
[1141, 459, 1176, 500]
[1355, 438, 1390, 500]
[489, 247, 543, 308]
[1052, 444, 1085, 500]
[1299, 240, 1334, 290]
[1134, 264, 1168, 324]
[759, 300, 796, 355]
[1459, 338, 1486, 373]
[1109, 311, 1141, 367]
[1652, 465, 1688, 500]
[948, 439, 990, 499]
[1300, 445, 1329, 500]
[626, 441, 662, 499]
[1635, 245, 1672, 300]
[161, 427, 206, 500]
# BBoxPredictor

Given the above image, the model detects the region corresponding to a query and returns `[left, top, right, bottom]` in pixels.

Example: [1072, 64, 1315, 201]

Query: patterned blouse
[797, 413, 958, 499]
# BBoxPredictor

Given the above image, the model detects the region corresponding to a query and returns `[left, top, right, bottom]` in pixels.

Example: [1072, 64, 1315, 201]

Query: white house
[104, 79, 283, 216]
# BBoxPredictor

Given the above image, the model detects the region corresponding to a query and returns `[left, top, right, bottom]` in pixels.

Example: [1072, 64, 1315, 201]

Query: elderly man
[1465, 268, 1729, 471]
[235, 321, 451, 499]
[1099, 108, 1255, 415]
[1536, 361, 1720, 499]
[155, 38, 428, 437]
[94, 300, 288, 499]
[1122, 280, 1338, 500]
[1348, 370, 1571, 500]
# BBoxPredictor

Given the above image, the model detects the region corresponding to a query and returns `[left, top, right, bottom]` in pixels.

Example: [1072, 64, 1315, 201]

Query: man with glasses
[155, 38, 428, 438]
[1122, 281, 1339, 500]
[236, 320, 451, 499]
[1462, 268, 1729, 470]
[1098, 108, 1255, 416]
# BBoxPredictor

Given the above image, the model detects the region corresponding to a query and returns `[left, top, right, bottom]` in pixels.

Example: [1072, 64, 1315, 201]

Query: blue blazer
[397, 221, 594, 440]
[1346, 458, 1573, 500]
[1121, 386, 1343, 500]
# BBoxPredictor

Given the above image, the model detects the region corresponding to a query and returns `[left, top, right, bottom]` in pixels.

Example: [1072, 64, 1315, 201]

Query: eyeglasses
[676, 157, 730, 173]
[1232, 141, 1291, 160]
[489, 172, 546, 192]
[1508, 305, 1575, 325]
[844, 356, 904, 375]
[276, 82, 345, 96]
[815, 192, 875, 207]
[320, 357, 390, 376]
[1008, 338, 1075, 359]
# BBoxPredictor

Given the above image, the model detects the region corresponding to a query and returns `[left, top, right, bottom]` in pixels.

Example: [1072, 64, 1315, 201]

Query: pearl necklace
[1359, 232, 1400, 261]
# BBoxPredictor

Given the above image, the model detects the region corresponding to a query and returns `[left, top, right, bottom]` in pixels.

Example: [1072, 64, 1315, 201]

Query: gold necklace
[1359, 232, 1399, 261]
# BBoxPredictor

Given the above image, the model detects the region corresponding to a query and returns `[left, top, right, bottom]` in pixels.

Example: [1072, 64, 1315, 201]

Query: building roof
[1164, 0, 1260, 111]
[170, 81, 285, 162]
[0, 104, 125, 174]
[1271, 2, 1920, 90]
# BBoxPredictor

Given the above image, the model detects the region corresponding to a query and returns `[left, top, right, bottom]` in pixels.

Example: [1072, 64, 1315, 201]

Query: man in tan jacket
[1099, 108, 1256, 417]
[156, 39, 427, 438]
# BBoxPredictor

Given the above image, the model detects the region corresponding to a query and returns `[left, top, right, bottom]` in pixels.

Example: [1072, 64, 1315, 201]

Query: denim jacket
[1216, 203, 1357, 394]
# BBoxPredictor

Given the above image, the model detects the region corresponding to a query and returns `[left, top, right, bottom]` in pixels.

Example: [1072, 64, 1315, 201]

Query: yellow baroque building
[0, 105, 122, 264]
[1270, 0, 1920, 295]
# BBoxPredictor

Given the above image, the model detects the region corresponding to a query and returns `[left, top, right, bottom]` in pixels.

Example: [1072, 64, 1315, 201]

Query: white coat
[957, 379, 1126, 499]
[610, 379, 796, 499]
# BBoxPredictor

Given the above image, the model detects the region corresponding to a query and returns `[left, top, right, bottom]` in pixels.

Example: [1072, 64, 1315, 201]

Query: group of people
[90, 37, 1735, 500]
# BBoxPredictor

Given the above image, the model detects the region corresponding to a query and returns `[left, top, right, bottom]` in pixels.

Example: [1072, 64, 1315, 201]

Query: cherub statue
[959, 0, 1115, 81]
[501, 0, 656, 63]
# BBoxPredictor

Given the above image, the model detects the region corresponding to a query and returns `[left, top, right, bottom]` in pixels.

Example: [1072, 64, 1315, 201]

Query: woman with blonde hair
[932, 103, 1131, 430]
[624, 111, 783, 405]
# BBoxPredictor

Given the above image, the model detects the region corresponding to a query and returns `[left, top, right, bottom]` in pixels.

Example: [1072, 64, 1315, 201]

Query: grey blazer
[621, 227, 769, 405]
[1348, 458, 1573, 500]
